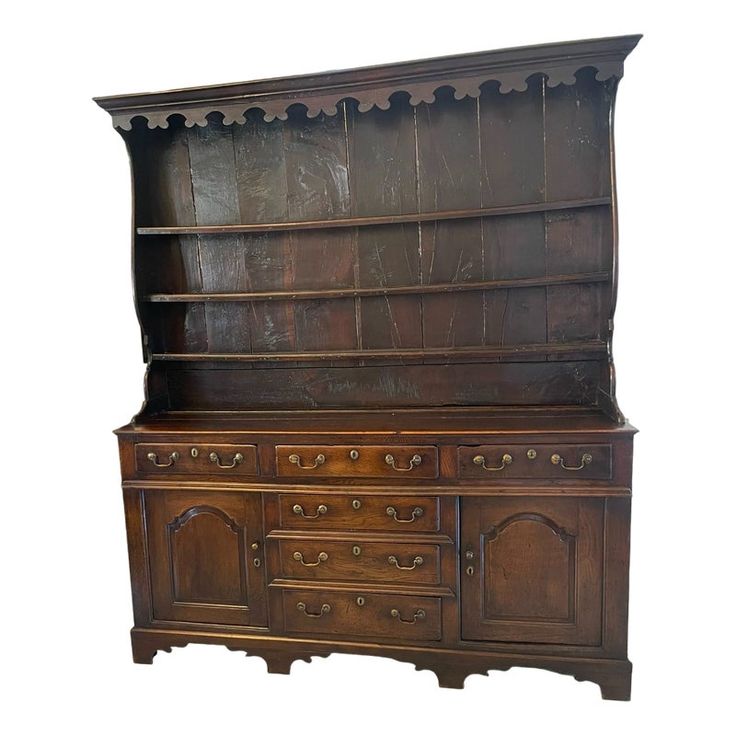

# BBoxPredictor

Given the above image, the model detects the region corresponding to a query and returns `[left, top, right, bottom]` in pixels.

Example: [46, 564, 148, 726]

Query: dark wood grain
[135, 197, 611, 234]
[163, 360, 600, 409]
[231, 110, 296, 353]
[349, 97, 422, 350]
[105, 36, 638, 700]
[460, 496, 604, 644]
[417, 90, 484, 348]
[188, 119, 251, 354]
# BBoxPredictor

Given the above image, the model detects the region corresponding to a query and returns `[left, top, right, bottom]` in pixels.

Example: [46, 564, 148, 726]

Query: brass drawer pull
[386, 506, 424, 523]
[293, 551, 328, 567]
[390, 608, 426, 624]
[146, 451, 180, 468]
[388, 555, 424, 571]
[551, 452, 593, 471]
[292, 503, 328, 519]
[473, 453, 512, 471]
[209, 451, 244, 468]
[296, 601, 331, 617]
[288, 453, 326, 470]
[384, 453, 422, 472]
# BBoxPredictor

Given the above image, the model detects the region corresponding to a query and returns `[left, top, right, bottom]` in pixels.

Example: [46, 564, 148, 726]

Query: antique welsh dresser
[97, 34, 639, 700]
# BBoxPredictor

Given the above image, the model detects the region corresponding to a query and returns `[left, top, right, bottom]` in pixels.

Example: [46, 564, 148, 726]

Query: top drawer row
[134, 443, 612, 480]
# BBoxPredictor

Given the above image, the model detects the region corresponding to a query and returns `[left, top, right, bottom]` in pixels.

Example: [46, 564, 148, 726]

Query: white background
[2, 1, 733, 733]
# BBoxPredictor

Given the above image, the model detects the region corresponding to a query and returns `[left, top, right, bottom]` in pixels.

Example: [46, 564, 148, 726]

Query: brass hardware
[209, 451, 244, 469]
[473, 453, 512, 471]
[349, 449, 360, 461]
[296, 601, 331, 617]
[190, 447, 199, 458]
[251, 541, 260, 551]
[146, 451, 180, 468]
[352, 499, 362, 510]
[386, 506, 424, 524]
[292, 503, 328, 518]
[293, 551, 328, 567]
[465, 550, 474, 560]
[466, 565, 475, 576]
[388, 554, 423, 570]
[527, 448, 537, 460]
[356, 596, 365, 606]
[253, 558, 261, 568]
[550, 452, 593, 471]
[390, 608, 426, 624]
[288, 453, 326, 470]
[384, 453, 422, 472]
[352, 545, 362, 556]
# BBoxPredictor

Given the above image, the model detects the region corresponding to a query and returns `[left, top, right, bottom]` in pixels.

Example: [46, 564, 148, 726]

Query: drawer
[281, 589, 441, 641]
[275, 445, 438, 479]
[277, 539, 441, 584]
[458, 444, 612, 480]
[135, 443, 258, 475]
[277, 494, 440, 532]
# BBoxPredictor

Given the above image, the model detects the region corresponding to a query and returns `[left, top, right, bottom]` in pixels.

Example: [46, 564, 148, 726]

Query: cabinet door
[145, 490, 267, 626]
[460, 497, 603, 645]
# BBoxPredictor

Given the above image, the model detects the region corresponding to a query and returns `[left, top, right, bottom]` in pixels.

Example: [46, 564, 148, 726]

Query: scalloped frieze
[111, 61, 624, 131]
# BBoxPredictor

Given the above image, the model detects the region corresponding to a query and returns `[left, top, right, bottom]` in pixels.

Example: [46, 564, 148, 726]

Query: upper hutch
[97, 34, 639, 699]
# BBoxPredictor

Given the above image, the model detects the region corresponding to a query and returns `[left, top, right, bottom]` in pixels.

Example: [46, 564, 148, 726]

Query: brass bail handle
[296, 601, 331, 618]
[473, 453, 512, 471]
[390, 608, 426, 624]
[289, 453, 326, 470]
[293, 551, 329, 567]
[386, 505, 424, 524]
[551, 452, 593, 471]
[384, 453, 422, 472]
[147, 451, 180, 468]
[292, 503, 328, 519]
[209, 451, 244, 468]
[388, 555, 424, 571]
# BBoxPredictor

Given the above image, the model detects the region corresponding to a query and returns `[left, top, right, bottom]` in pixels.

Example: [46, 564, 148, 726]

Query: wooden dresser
[97, 34, 639, 700]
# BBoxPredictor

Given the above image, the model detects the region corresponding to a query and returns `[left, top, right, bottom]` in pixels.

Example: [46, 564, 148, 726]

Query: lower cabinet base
[130, 627, 632, 700]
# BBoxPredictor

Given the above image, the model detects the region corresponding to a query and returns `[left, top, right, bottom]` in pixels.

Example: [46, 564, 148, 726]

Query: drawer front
[277, 540, 441, 584]
[275, 445, 438, 479]
[278, 494, 440, 532]
[281, 589, 441, 641]
[135, 443, 258, 476]
[458, 444, 612, 480]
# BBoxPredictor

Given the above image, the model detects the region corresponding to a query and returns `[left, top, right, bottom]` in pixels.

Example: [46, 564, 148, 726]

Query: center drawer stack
[266, 444, 454, 644]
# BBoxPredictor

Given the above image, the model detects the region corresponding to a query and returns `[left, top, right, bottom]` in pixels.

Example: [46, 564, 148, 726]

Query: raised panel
[461, 497, 603, 645]
[168, 506, 246, 605]
[482, 514, 574, 622]
[146, 490, 267, 626]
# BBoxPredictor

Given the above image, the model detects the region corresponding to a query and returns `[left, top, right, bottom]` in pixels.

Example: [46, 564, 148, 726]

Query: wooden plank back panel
[284, 107, 356, 355]
[128, 124, 207, 355]
[232, 113, 295, 354]
[188, 119, 252, 354]
[163, 360, 599, 410]
[348, 97, 422, 350]
[417, 91, 484, 348]
[129, 74, 617, 408]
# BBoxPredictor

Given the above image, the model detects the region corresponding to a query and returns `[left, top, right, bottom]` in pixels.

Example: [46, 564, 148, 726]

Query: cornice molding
[94, 35, 641, 131]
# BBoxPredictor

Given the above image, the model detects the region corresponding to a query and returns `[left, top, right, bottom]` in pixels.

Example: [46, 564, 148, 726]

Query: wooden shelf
[150, 340, 607, 363]
[136, 197, 611, 236]
[143, 272, 610, 303]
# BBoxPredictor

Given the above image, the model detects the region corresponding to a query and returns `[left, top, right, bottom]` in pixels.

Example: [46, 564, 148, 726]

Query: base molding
[130, 627, 632, 700]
